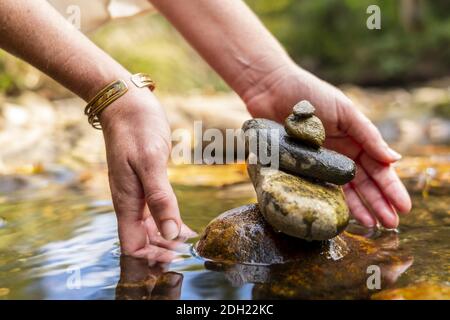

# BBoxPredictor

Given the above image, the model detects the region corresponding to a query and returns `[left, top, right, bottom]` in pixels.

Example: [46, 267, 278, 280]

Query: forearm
[149, 0, 295, 99]
[0, 0, 129, 101]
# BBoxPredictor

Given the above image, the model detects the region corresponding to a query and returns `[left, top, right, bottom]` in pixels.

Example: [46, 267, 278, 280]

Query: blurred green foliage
[91, 15, 229, 94]
[246, 0, 450, 85]
[0, 51, 20, 95]
[0, 0, 449, 95]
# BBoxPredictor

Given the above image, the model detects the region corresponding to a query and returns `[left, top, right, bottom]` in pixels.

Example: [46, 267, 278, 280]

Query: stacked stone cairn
[243, 100, 356, 241]
[196, 100, 358, 266]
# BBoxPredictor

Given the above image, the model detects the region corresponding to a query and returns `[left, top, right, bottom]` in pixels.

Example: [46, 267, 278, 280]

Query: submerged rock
[371, 282, 450, 300]
[196, 204, 349, 264]
[243, 118, 355, 185]
[250, 243, 412, 299]
[196, 204, 413, 299]
[292, 100, 315, 118]
[285, 114, 325, 148]
[247, 164, 349, 240]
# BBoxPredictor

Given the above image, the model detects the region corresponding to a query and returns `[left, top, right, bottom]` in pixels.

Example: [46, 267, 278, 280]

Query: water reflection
[115, 219, 195, 300]
[0, 156, 448, 299]
[115, 228, 415, 300]
[116, 256, 183, 300]
[202, 231, 414, 300]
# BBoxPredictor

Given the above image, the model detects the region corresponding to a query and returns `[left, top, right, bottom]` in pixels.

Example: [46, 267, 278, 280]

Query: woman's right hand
[99, 84, 193, 257]
[243, 65, 411, 229]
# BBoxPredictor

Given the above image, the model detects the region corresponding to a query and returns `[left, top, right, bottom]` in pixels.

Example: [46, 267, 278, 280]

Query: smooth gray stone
[292, 100, 315, 118]
[243, 118, 356, 185]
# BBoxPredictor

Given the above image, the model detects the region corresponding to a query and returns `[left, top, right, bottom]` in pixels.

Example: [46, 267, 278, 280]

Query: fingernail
[161, 220, 179, 241]
[384, 212, 399, 229]
[388, 148, 402, 160]
[365, 220, 375, 228]
[362, 216, 376, 228]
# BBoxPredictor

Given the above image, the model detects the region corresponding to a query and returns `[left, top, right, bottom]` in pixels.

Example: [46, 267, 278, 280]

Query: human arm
[149, 0, 412, 228]
[0, 0, 188, 255]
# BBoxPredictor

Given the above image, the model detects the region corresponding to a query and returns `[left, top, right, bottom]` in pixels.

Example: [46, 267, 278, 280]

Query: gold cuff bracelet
[84, 73, 156, 130]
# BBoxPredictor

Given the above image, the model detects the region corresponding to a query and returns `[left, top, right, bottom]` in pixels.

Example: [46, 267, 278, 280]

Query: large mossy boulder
[196, 204, 349, 264]
[196, 204, 413, 299]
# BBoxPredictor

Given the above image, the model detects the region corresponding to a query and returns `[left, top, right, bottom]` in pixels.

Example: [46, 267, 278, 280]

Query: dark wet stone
[247, 164, 349, 240]
[196, 204, 413, 299]
[292, 100, 315, 118]
[243, 118, 356, 185]
[285, 114, 325, 148]
[196, 204, 350, 264]
[250, 246, 412, 299]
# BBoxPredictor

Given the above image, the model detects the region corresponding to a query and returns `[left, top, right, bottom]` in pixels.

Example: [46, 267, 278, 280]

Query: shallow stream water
[0, 150, 448, 299]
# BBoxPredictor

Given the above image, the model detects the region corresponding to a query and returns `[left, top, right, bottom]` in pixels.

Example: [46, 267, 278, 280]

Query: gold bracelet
[84, 73, 156, 130]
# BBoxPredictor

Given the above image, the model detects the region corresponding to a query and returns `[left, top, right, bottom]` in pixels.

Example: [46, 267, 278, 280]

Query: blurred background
[0, 0, 449, 171]
[2, 0, 450, 93]
[0, 0, 448, 300]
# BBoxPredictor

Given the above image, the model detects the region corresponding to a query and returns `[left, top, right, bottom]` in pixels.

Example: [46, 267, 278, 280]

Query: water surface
[0, 154, 448, 299]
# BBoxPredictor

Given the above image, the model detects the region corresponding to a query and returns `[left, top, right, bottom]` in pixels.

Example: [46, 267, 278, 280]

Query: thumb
[135, 160, 182, 241]
[343, 105, 402, 163]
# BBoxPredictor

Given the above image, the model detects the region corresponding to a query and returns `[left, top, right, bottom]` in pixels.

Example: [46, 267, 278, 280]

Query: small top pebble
[293, 100, 315, 118]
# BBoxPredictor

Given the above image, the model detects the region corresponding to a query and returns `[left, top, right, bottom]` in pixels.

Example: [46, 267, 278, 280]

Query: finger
[340, 105, 401, 163]
[144, 214, 196, 253]
[351, 165, 399, 229]
[109, 165, 149, 256]
[359, 153, 412, 213]
[144, 211, 197, 241]
[145, 244, 176, 265]
[343, 184, 377, 227]
[135, 159, 182, 241]
[179, 223, 198, 240]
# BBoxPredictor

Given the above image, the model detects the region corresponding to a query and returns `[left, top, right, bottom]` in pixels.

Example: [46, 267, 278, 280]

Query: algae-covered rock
[196, 204, 350, 264]
[196, 204, 413, 299]
[285, 114, 325, 148]
[248, 164, 349, 240]
[371, 282, 450, 300]
[243, 118, 355, 185]
[195, 204, 349, 264]
[251, 236, 413, 299]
